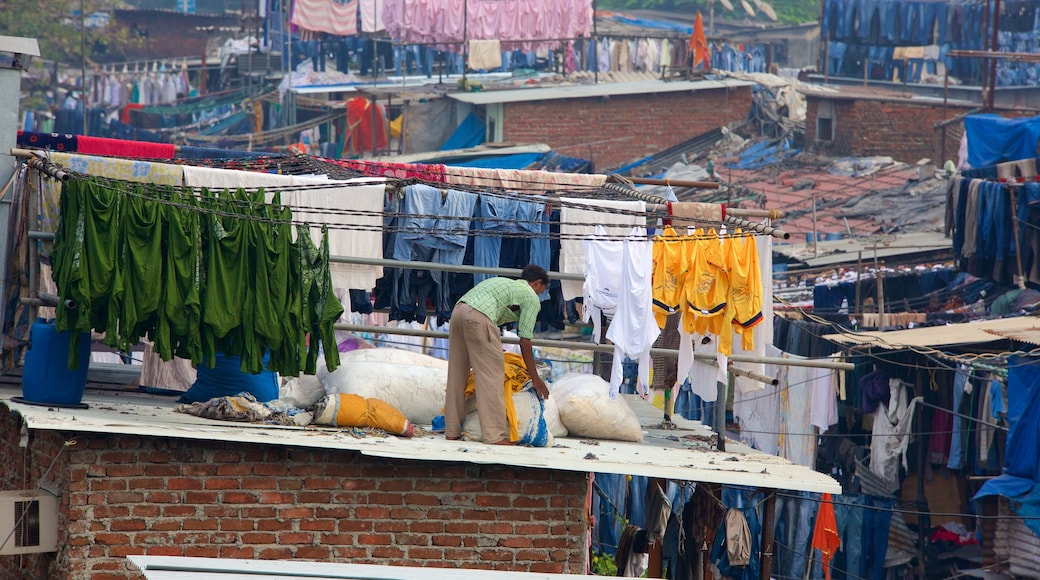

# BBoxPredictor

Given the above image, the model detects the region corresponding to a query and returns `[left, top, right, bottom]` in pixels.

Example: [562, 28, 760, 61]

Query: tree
[0, 0, 105, 65]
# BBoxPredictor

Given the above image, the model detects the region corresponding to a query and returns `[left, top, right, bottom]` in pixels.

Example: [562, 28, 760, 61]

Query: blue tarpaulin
[440, 112, 486, 151]
[605, 14, 692, 34]
[964, 114, 1040, 167]
[444, 153, 543, 169]
[973, 354, 1040, 537]
[725, 138, 800, 170]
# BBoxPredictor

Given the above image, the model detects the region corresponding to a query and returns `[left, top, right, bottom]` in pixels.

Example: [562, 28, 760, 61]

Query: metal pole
[592, 0, 598, 84]
[941, 70, 949, 164]
[81, 0, 87, 136]
[823, 30, 829, 82]
[333, 322, 856, 369]
[855, 251, 862, 317]
[812, 189, 818, 257]
[462, 0, 468, 85]
[1009, 185, 1026, 289]
[606, 175, 719, 189]
[987, 0, 1001, 111]
[874, 244, 886, 329]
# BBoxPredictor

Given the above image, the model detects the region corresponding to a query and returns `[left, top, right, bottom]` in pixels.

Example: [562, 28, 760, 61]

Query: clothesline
[12, 149, 786, 236]
[332, 321, 853, 371]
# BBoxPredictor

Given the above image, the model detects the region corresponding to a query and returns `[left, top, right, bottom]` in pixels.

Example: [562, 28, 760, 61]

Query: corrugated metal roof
[128, 556, 592, 579]
[983, 327, 1040, 346]
[0, 386, 840, 494]
[448, 79, 754, 105]
[823, 316, 1040, 349]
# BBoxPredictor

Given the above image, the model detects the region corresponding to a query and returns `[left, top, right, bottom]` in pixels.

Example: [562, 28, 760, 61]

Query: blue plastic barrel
[22, 319, 91, 406]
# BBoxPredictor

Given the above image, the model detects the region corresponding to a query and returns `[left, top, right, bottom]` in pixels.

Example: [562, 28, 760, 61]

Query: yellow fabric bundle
[464, 352, 531, 441]
[313, 393, 415, 437]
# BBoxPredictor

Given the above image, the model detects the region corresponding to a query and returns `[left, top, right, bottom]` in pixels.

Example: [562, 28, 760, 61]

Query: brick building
[447, 79, 754, 171]
[802, 86, 1040, 165]
[0, 387, 838, 580]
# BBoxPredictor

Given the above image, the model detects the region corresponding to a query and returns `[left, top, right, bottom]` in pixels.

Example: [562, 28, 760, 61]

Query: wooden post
[874, 244, 885, 329]
[760, 491, 777, 580]
[855, 251, 863, 318]
[716, 372, 729, 451]
[646, 478, 666, 578]
[915, 404, 931, 578]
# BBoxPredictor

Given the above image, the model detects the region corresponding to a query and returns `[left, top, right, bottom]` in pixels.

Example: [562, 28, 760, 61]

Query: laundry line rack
[10, 149, 791, 240]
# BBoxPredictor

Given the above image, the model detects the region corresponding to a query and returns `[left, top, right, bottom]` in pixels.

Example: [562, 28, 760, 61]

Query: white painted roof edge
[2, 388, 840, 494]
[128, 555, 592, 579]
[448, 78, 754, 105]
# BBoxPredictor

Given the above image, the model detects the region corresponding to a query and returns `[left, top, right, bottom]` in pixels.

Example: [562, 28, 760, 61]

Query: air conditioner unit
[0, 490, 58, 555]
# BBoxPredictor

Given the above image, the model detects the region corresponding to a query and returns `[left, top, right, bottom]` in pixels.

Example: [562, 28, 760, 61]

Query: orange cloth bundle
[464, 352, 531, 441]
[312, 393, 415, 437]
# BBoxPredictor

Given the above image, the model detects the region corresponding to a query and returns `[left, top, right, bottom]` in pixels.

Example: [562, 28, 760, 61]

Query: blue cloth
[440, 111, 487, 151]
[1002, 355, 1040, 481]
[392, 185, 476, 321]
[473, 194, 550, 289]
[177, 146, 277, 160]
[774, 491, 819, 580]
[833, 494, 866, 580]
[710, 488, 762, 580]
[948, 366, 970, 470]
[976, 181, 1012, 262]
[862, 496, 893, 580]
[592, 473, 628, 555]
[964, 114, 1040, 167]
[394, 184, 477, 254]
[448, 153, 543, 169]
[179, 351, 278, 404]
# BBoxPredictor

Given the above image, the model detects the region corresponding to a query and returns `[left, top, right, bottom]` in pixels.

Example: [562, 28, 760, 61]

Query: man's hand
[531, 376, 550, 400]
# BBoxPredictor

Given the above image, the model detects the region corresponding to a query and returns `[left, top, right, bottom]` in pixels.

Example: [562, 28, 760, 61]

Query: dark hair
[520, 264, 549, 286]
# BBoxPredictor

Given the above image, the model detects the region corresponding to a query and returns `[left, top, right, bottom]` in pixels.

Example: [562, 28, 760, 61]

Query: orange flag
[690, 12, 709, 70]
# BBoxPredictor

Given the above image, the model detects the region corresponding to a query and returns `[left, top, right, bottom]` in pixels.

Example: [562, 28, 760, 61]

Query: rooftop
[0, 385, 840, 494]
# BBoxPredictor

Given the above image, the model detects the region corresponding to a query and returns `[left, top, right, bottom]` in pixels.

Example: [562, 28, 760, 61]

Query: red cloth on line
[328, 158, 447, 183]
[811, 493, 841, 580]
[77, 136, 175, 159]
[344, 98, 388, 156]
[120, 103, 145, 125]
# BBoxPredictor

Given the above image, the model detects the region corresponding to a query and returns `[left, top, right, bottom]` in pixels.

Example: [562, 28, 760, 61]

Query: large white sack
[551, 373, 644, 442]
[463, 384, 556, 447]
[318, 348, 448, 424]
[279, 373, 326, 409]
[543, 393, 568, 438]
[329, 347, 449, 370]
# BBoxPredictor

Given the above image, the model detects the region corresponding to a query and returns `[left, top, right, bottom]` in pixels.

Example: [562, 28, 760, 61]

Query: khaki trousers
[444, 303, 508, 443]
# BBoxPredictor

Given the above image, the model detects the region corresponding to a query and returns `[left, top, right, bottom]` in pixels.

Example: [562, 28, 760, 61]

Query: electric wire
[0, 439, 76, 553]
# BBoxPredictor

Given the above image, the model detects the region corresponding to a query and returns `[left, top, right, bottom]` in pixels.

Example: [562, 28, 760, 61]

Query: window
[817, 117, 834, 142]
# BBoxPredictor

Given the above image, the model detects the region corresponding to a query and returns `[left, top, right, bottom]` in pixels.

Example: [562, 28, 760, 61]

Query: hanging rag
[468, 40, 503, 70]
[811, 493, 841, 580]
[724, 508, 751, 567]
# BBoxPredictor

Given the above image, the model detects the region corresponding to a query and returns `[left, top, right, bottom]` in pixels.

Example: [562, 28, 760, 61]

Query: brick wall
[0, 408, 588, 580]
[805, 96, 1037, 164]
[106, 10, 258, 63]
[501, 86, 752, 171]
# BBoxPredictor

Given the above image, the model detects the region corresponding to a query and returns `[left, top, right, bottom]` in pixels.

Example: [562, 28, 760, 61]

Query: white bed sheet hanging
[559, 198, 645, 301]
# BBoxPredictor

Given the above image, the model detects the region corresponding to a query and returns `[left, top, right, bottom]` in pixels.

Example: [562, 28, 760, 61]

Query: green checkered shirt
[458, 277, 541, 339]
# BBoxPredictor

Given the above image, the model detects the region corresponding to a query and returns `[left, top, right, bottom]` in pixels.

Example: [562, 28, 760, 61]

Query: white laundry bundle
[551, 373, 643, 442]
[318, 348, 448, 424]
